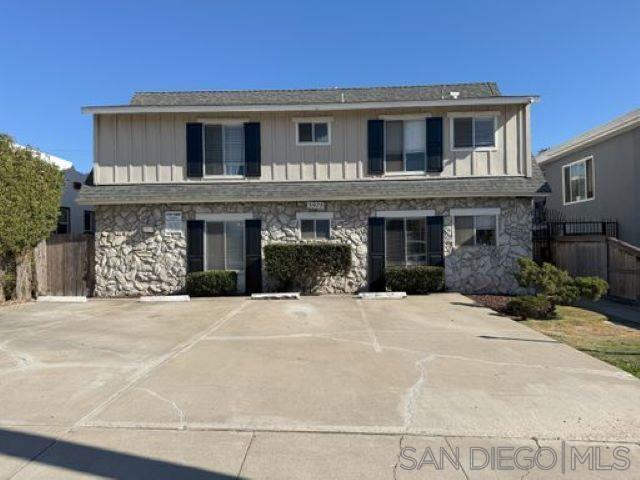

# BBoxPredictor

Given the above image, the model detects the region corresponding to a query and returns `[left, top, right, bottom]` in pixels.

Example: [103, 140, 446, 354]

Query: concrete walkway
[579, 298, 640, 325]
[0, 294, 638, 479]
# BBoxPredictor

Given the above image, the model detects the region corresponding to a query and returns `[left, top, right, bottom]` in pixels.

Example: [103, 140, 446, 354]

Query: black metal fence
[532, 208, 619, 263]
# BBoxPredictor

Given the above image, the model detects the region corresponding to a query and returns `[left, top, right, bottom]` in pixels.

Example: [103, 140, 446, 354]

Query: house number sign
[306, 201, 326, 211]
[165, 211, 183, 232]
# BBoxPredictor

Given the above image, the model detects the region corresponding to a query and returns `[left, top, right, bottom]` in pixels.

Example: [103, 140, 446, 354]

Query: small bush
[514, 257, 609, 312]
[264, 243, 351, 292]
[385, 266, 445, 294]
[185, 270, 237, 297]
[572, 276, 608, 302]
[506, 295, 553, 320]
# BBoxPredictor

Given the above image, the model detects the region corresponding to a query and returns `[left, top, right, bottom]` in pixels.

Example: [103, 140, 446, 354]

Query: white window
[204, 124, 245, 176]
[296, 212, 332, 240]
[385, 217, 428, 266]
[452, 116, 496, 149]
[385, 119, 426, 173]
[563, 156, 594, 204]
[204, 221, 245, 271]
[451, 208, 499, 247]
[296, 121, 330, 145]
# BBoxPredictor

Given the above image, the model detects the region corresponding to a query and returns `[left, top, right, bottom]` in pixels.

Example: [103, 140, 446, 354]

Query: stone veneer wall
[94, 197, 532, 297]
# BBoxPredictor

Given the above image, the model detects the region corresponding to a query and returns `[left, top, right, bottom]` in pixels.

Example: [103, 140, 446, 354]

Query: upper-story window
[385, 119, 426, 173]
[451, 115, 496, 150]
[296, 120, 330, 145]
[204, 124, 245, 176]
[563, 156, 594, 205]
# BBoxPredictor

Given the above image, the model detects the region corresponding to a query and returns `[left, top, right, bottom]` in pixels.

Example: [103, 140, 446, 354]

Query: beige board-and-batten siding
[93, 197, 532, 297]
[93, 104, 530, 184]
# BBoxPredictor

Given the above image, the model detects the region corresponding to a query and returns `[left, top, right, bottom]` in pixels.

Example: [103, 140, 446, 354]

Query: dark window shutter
[368, 217, 386, 291]
[426, 117, 443, 172]
[367, 120, 384, 175]
[244, 122, 261, 177]
[245, 219, 262, 294]
[186, 123, 203, 178]
[186, 220, 204, 272]
[427, 216, 444, 267]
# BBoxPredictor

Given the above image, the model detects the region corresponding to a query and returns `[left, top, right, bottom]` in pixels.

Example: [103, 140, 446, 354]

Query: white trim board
[375, 209, 436, 218]
[378, 113, 431, 121]
[450, 207, 500, 216]
[195, 213, 254, 221]
[295, 212, 334, 220]
[197, 118, 249, 125]
[291, 116, 334, 123]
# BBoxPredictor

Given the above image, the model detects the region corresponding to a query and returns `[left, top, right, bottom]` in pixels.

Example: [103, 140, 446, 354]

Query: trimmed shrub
[506, 295, 553, 320]
[385, 266, 444, 294]
[185, 270, 237, 297]
[514, 257, 609, 313]
[264, 243, 351, 292]
[573, 276, 608, 302]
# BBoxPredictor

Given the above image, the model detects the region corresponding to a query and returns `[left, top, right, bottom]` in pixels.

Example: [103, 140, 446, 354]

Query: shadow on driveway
[0, 428, 236, 479]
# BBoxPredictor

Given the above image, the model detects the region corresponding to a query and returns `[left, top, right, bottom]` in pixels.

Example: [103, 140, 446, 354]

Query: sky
[1, 0, 639, 173]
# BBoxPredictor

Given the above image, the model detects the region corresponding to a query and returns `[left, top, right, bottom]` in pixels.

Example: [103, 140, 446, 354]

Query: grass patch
[523, 306, 640, 378]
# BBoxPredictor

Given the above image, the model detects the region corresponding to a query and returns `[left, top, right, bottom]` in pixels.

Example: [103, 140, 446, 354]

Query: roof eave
[77, 190, 547, 206]
[537, 110, 640, 165]
[81, 96, 539, 115]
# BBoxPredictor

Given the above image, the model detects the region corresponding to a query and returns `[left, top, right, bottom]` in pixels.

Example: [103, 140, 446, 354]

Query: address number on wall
[306, 201, 326, 211]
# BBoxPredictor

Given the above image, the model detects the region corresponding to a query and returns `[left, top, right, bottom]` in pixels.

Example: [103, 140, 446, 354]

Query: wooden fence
[551, 235, 640, 303]
[42, 234, 95, 296]
[607, 238, 640, 302]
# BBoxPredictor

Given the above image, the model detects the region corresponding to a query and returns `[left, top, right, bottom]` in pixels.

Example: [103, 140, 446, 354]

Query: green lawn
[523, 306, 640, 378]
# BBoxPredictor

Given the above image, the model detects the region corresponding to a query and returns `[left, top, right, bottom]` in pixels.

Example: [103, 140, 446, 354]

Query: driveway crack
[136, 388, 186, 429]
[403, 354, 435, 432]
[237, 431, 255, 479]
[355, 300, 382, 353]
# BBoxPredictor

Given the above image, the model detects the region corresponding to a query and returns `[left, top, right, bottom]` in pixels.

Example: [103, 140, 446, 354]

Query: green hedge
[185, 270, 237, 297]
[384, 266, 445, 294]
[264, 243, 351, 292]
[506, 295, 553, 320]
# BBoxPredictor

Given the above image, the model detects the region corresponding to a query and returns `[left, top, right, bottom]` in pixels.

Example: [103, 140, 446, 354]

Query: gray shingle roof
[77, 163, 549, 206]
[130, 82, 501, 107]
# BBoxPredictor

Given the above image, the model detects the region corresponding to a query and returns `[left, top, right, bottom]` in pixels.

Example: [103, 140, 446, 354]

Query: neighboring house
[16, 145, 95, 235]
[536, 109, 640, 246]
[77, 82, 548, 297]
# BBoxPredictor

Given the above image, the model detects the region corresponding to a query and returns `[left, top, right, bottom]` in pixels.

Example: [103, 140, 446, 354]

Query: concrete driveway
[0, 294, 639, 479]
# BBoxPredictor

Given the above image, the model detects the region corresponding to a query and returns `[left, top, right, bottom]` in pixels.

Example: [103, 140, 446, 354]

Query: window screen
[474, 117, 495, 147]
[453, 118, 473, 148]
[385, 217, 428, 266]
[300, 219, 331, 240]
[204, 124, 244, 176]
[205, 221, 245, 271]
[563, 157, 595, 203]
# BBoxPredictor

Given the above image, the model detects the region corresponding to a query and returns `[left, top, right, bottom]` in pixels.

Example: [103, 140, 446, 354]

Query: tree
[0, 135, 64, 300]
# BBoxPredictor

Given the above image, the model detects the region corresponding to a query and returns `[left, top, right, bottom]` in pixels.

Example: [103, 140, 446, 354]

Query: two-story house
[77, 83, 548, 296]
